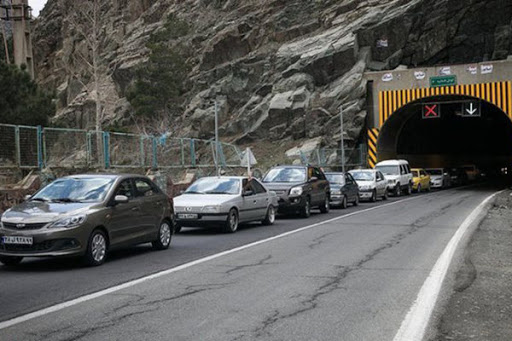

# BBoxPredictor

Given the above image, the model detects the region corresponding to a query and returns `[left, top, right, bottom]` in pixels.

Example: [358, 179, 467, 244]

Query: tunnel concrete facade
[364, 59, 512, 168]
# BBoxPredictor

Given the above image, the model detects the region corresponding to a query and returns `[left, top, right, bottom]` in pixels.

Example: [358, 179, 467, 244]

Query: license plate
[2, 236, 33, 245]
[178, 213, 198, 219]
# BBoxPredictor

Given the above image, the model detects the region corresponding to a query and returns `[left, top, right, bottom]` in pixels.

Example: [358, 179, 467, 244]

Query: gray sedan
[173, 177, 278, 233]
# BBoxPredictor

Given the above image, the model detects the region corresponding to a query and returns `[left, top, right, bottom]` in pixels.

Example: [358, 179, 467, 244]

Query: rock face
[33, 0, 512, 156]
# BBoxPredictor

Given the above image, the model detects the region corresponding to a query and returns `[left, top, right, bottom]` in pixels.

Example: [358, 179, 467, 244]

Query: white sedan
[173, 177, 278, 233]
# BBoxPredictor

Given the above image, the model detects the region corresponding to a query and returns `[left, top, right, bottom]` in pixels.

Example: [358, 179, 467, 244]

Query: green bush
[127, 14, 191, 119]
[0, 61, 55, 126]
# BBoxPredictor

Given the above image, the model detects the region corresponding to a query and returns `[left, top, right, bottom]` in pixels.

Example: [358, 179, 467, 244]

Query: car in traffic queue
[325, 172, 359, 208]
[462, 164, 480, 182]
[411, 168, 431, 192]
[0, 174, 174, 267]
[374, 160, 413, 196]
[426, 168, 451, 189]
[449, 167, 469, 187]
[261, 165, 330, 218]
[349, 169, 389, 202]
[173, 176, 278, 233]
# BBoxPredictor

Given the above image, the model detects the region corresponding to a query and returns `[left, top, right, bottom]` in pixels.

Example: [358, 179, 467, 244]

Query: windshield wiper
[184, 191, 204, 194]
[31, 197, 48, 202]
[205, 191, 230, 194]
[51, 198, 82, 203]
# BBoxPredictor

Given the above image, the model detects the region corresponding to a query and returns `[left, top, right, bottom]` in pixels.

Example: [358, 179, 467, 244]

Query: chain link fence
[0, 124, 243, 171]
[286, 146, 368, 170]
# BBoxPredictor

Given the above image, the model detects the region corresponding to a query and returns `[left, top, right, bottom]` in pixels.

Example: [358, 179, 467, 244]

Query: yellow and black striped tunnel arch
[367, 81, 512, 167]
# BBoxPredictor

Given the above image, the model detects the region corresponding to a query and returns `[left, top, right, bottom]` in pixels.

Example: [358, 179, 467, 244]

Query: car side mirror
[309, 177, 318, 182]
[114, 195, 129, 204]
[24, 194, 32, 201]
[443, 173, 449, 176]
[243, 190, 254, 197]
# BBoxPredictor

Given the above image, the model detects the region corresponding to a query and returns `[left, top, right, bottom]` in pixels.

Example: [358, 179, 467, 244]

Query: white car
[349, 169, 389, 202]
[426, 168, 451, 189]
[375, 160, 413, 196]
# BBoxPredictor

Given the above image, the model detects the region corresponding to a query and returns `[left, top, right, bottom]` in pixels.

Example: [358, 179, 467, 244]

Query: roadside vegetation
[127, 14, 192, 127]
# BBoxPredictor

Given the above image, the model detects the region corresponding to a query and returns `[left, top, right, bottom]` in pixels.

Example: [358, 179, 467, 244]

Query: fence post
[14, 126, 20, 167]
[152, 137, 158, 170]
[190, 139, 196, 167]
[218, 143, 226, 167]
[180, 139, 185, 166]
[103, 132, 110, 169]
[139, 135, 145, 167]
[37, 125, 44, 169]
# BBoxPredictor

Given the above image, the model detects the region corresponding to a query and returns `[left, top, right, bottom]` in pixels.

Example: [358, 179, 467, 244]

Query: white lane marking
[393, 190, 500, 341]
[0, 190, 469, 330]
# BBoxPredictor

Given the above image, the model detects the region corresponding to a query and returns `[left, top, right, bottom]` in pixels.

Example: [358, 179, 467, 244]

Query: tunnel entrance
[377, 95, 512, 170]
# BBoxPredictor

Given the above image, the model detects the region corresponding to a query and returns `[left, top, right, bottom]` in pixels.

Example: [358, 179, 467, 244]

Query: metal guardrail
[0, 124, 243, 170]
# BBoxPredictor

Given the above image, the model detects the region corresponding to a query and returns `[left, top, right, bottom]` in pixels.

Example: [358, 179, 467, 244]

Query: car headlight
[49, 215, 87, 229]
[289, 186, 303, 196]
[332, 190, 341, 195]
[202, 206, 222, 213]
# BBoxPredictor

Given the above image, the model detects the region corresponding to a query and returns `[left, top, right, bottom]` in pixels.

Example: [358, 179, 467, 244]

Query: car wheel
[353, 195, 360, 206]
[0, 255, 23, 266]
[262, 205, 276, 226]
[319, 195, 330, 213]
[405, 183, 412, 195]
[370, 189, 377, 202]
[152, 220, 172, 250]
[85, 229, 107, 266]
[300, 197, 311, 218]
[417, 184, 421, 193]
[427, 184, 431, 192]
[224, 208, 239, 233]
[341, 195, 348, 209]
[382, 189, 388, 200]
[394, 183, 401, 197]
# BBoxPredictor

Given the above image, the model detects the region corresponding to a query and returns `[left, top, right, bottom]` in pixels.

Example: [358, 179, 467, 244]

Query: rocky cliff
[33, 0, 512, 159]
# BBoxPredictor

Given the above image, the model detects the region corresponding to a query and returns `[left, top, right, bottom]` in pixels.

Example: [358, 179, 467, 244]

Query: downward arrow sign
[466, 103, 477, 115]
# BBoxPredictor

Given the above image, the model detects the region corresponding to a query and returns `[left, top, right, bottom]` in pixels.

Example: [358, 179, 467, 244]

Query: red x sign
[422, 104, 441, 119]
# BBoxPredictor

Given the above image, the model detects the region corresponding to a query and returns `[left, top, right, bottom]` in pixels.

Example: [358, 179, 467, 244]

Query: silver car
[173, 177, 278, 233]
[349, 169, 389, 202]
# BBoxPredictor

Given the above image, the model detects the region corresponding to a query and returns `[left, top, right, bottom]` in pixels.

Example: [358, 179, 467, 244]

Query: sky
[31, 0, 47, 17]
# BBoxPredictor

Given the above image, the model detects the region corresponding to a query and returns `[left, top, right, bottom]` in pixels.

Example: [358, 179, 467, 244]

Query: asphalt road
[0, 186, 498, 340]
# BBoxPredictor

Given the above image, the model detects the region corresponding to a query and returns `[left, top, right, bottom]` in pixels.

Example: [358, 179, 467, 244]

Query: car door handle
[253, 200, 257, 204]
[156, 201, 162, 206]
[131, 207, 140, 211]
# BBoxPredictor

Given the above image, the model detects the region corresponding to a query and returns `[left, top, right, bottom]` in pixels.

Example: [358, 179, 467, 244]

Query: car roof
[198, 176, 249, 180]
[270, 165, 308, 169]
[375, 160, 409, 166]
[62, 174, 151, 181]
[349, 169, 376, 173]
[325, 172, 344, 175]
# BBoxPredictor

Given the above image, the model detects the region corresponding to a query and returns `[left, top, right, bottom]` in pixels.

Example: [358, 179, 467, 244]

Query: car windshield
[326, 174, 344, 184]
[186, 178, 240, 195]
[375, 166, 399, 175]
[412, 170, 419, 177]
[32, 177, 115, 203]
[263, 168, 306, 183]
[350, 171, 374, 181]
[427, 169, 443, 175]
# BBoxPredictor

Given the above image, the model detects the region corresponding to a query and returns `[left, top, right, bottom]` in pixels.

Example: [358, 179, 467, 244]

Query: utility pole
[214, 100, 220, 177]
[340, 106, 345, 173]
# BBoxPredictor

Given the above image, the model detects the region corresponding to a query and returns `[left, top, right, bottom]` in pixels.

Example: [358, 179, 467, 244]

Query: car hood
[355, 180, 375, 187]
[261, 182, 305, 191]
[2, 201, 94, 223]
[329, 184, 343, 190]
[430, 175, 443, 181]
[174, 194, 238, 206]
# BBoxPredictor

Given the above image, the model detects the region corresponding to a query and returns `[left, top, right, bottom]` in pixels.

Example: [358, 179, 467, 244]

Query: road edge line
[392, 190, 501, 341]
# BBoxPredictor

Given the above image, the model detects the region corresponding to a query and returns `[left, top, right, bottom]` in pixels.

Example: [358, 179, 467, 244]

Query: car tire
[370, 189, 377, 202]
[84, 229, 108, 267]
[405, 183, 412, 195]
[319, 195, 330, 213]
[382, 190, 388, 200]
[300, 197, 311, 218]
[224, 208, 239, 233]
[394, 183, 401, 197]
[417, 184, 421, 193]
[340, 195, 348, 209]
[0, 255, 23, 266]
[262, 205, 276, 226]
[152, 220, 172, 250]
[353, 195, 359, 206]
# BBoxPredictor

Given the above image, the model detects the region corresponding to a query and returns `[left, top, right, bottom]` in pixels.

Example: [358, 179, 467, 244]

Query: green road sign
[430, 75, 457, 87]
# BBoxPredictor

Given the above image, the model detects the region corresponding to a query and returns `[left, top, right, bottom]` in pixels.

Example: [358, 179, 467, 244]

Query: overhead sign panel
[422, 104, 441, 119]
[430, 75, 457, 87]
[462, 101, 481, 117]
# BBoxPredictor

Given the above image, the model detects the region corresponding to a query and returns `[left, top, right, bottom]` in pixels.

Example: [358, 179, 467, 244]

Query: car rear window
[263, 168, 306, 183]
